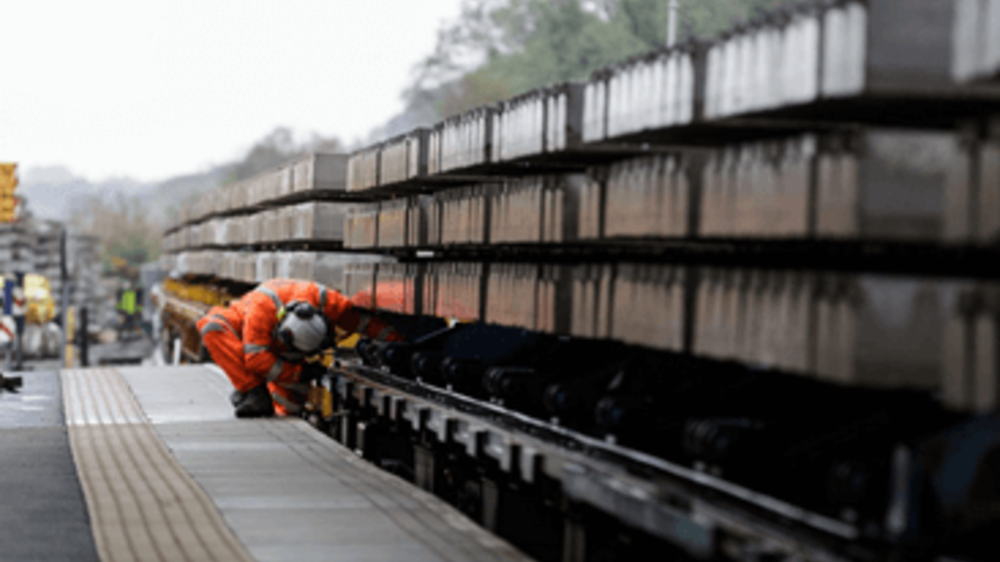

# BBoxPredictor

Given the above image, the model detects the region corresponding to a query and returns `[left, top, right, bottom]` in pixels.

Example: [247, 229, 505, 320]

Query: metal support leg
[562, 517, 587, 562]
[481, 477, 501, 533]
[339, 413, 356, 450]
[80, 308, 89, 367]
[356, 421, 370, 458]
[414, 446, 436, 493]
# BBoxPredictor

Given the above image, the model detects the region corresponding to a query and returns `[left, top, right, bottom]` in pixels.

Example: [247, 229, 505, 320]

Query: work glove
[300, 362, 327, 383]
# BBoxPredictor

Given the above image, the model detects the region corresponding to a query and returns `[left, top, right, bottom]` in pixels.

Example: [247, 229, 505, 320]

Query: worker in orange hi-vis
[196, 279, 402, 418]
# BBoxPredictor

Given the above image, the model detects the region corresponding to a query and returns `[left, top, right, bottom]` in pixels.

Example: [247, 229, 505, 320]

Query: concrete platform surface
[46, 365, 531, 562]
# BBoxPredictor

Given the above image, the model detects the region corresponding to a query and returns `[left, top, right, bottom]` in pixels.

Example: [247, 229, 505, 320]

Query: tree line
[389, 0, 800, 134]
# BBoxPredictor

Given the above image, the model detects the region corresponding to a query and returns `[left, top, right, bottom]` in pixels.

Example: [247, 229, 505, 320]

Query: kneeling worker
[197, 279, 401, 417]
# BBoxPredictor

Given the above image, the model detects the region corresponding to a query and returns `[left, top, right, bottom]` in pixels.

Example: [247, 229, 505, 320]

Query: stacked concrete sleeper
[330, 0, 1000, 419]
[163, 0, 1000, 417]
[162, 152, 392, 296]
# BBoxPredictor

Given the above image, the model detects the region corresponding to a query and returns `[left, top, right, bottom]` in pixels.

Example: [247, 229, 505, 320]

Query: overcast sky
[0, 0, 464, 183]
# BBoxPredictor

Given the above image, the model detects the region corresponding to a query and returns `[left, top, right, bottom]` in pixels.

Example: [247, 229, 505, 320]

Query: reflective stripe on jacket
[236, 279, 400, 383]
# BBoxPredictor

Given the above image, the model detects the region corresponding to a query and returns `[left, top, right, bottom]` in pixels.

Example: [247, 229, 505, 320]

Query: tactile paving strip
[120, 365, 531, 562]
[62, 369, 256, 562]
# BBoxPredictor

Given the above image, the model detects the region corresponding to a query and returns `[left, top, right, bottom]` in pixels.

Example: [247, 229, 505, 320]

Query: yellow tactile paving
[62, 368, 257, 562]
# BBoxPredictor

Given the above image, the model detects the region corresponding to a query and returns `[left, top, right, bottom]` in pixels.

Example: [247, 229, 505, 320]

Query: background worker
[197, 278, 401, 418]
[116, 280, 143, 341]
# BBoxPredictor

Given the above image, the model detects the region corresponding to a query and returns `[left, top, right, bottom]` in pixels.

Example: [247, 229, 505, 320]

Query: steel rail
[336, 364, 893, 562]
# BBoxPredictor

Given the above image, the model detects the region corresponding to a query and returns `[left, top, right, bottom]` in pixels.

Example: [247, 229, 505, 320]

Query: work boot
[234, 385, 274, 418]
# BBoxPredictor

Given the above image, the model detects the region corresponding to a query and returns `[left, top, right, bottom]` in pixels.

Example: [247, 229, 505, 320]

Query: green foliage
[488, 0, 649, 91]
[671, 0, 805, 37]
[401, 0, 802, 122]
[409, 0, 652, 116]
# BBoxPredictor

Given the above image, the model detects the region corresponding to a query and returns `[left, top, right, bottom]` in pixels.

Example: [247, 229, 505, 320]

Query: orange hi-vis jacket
[197, 279, 400, 415]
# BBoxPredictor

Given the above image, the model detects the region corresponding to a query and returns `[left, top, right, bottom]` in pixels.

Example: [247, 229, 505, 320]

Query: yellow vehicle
[26, 274, 57, 324]
[0, 274, 57, 324]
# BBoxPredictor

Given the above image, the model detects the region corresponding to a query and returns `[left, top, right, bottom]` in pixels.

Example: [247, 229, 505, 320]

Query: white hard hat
[277, 302, 328, 354]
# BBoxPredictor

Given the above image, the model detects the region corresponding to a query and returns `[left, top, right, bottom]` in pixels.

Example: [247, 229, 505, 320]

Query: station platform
[0, 365, 530, 562]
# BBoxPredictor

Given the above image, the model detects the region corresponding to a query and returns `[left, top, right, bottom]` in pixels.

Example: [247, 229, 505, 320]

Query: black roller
[355, 338, 379, 366]
[483, 366, 537, 401]
[682, 418, 765, 467]
[380, 343, 416, 378]
[411, 350, 446, 384]
[441, 357, 487, 396]
[594, 395, 654, 440]
[543, 357, 630, 427]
